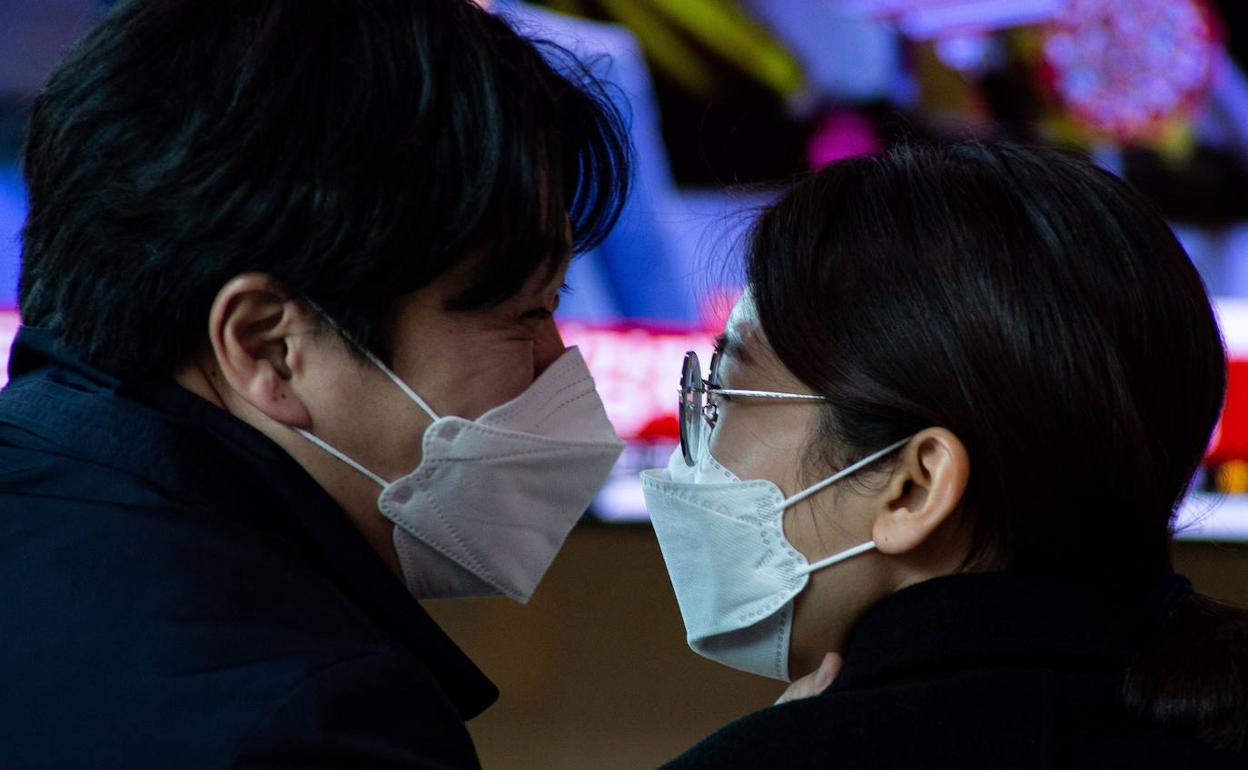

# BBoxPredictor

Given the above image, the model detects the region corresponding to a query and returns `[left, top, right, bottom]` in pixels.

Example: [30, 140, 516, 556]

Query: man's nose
[533, 318, 566, 376]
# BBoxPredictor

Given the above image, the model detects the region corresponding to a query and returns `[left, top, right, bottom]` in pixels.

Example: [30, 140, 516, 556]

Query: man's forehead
[522, 252, 572, 295]
[512, 215, 574, 298]
[433, 247, 569, 309]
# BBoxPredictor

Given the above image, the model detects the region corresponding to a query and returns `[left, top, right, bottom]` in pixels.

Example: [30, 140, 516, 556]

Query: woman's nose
[533, 318, 566, 376]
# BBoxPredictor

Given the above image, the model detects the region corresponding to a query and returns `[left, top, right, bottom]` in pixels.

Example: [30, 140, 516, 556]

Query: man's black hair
[19, 0, 630, 377]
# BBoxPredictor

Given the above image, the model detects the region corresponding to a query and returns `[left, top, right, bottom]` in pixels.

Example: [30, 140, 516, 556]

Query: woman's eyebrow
[714, 331, 753, 364]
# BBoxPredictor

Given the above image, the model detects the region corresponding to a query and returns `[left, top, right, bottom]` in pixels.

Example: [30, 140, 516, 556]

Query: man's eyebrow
[714, 331, 753, 364]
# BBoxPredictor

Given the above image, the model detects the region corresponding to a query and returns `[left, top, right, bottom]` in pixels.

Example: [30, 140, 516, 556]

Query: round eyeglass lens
[680, 351, 703, 466]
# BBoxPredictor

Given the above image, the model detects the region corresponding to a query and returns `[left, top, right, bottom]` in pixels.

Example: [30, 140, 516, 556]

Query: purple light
[807, 111, 883, 168]
[845, 0, 1062, 38]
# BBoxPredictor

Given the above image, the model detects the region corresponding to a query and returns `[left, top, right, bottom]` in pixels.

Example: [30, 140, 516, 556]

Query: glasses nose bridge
[702, 395, 719, 432]
[680, 350, 710, 466]
[705, 350, 723, 425]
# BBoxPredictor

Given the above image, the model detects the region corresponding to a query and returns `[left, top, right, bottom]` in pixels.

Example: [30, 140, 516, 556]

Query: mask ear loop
[796, 541, 878, 576]
[780, 436, 914, 577]
[353, 346, 440, 423]
[290, 299, 441, 484]
[300, 298, 441, 422]
[296, 429, 391, 489]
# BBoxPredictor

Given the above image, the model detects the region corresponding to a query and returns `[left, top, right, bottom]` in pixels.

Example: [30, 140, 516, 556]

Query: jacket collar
[1, 326, 498, 719]
[833, 571, 1150, 692]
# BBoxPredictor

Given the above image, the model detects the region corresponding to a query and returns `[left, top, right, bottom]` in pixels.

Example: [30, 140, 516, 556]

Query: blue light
[0, 164, 24, 310]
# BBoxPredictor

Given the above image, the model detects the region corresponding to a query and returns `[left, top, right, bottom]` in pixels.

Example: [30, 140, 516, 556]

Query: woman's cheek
[709, 401, 749, 472]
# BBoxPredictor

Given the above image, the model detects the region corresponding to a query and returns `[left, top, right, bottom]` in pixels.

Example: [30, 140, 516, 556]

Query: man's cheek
[456, 350, 535, 418]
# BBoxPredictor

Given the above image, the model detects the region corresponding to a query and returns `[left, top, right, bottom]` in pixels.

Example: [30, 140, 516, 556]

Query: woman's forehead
[721, 289, 810, 392]
[722, 291, 763, 362]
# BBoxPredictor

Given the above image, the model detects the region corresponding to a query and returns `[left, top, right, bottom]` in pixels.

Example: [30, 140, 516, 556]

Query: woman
[643, 142, 1248, 768]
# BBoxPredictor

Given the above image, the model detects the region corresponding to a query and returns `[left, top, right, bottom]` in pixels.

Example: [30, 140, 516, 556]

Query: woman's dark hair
[19, 0, 629, 377]
[747, 141, 1247, 751]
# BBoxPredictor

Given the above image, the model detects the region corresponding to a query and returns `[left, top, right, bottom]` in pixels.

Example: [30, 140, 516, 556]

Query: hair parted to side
[747, 141, 1246, 751]
[19, 0, 629, 377]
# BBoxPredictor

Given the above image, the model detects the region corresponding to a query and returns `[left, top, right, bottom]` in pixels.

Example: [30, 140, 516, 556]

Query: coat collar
[833, 571, 1151, 692]
[1, 326, 498, 719]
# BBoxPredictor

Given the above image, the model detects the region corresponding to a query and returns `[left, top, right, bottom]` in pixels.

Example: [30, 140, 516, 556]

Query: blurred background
[3, 1, 1248, 767]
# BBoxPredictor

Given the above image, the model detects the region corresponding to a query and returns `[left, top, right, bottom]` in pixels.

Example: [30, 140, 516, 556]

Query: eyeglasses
[679, 350, 828, 466]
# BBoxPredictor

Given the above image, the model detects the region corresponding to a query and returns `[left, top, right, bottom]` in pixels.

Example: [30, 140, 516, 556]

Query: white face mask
[298, 343, 625, 603]
[640, 429, 910, 681]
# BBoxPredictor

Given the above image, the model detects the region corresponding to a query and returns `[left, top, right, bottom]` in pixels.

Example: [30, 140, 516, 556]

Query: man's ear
[207, 273, 314, 428]
[871, 428, 970, 555]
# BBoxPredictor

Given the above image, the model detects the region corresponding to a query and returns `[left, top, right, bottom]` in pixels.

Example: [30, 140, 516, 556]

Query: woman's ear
[207, 273, 314, 428]
[871, 428, 970, 555]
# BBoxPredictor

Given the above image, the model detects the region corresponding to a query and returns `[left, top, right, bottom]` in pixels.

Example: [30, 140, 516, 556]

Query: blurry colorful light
[845, 0, 1062, 39]
[1042, 0, 1219, 140]
[0, 309, 1246, 536]
[5, 304, 1248, 463]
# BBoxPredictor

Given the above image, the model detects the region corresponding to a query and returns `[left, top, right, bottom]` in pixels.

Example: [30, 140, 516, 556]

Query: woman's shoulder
[661, 573, 1245, 769]
[660, 679, 1245, 770]
[659, 676, 1038, 770]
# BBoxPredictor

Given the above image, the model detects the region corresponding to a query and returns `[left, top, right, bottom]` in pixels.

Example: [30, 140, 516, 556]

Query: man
[0, 1, 629, 767]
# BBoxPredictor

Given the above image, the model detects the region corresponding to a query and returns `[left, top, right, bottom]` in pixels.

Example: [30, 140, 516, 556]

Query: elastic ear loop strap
[296, 429, 391, 489]
[797, 541, 878, 575]
[292, 300, 441, 486]
[785, 436, 913, 577]
[354, 346, 440, 423]
[301, 297, 441, 421]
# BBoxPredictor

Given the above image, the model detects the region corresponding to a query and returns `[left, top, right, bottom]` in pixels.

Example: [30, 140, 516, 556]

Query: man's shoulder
[0, 478, 473, 769]
[229, 651, 481, 769]
[0, 428, 470, 767]
[0, 643, 475, 770]
[0, 445, 399, 658]
[0, 364, 487, 768]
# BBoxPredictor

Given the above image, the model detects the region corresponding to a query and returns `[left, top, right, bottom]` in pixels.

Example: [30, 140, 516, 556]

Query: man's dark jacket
[662, 572, 1247, 770]
[0, 328, 497, 769]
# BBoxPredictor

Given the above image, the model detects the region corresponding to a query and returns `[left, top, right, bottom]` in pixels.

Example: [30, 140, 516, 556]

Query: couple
[2, 2, 1245, 768]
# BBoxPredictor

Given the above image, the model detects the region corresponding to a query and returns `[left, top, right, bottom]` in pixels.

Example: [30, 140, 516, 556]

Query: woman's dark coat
[663, 572, 1246, 769]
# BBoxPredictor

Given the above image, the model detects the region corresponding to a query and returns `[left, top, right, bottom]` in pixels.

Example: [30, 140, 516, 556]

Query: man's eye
[518, 284, 566, 322]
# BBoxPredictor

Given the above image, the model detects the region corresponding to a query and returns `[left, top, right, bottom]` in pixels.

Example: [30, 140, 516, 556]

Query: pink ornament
[808, 111, 884, 169]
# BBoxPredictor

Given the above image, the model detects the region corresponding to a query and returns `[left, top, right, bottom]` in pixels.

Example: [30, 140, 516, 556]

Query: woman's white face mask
[642, 421, 910, 681]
